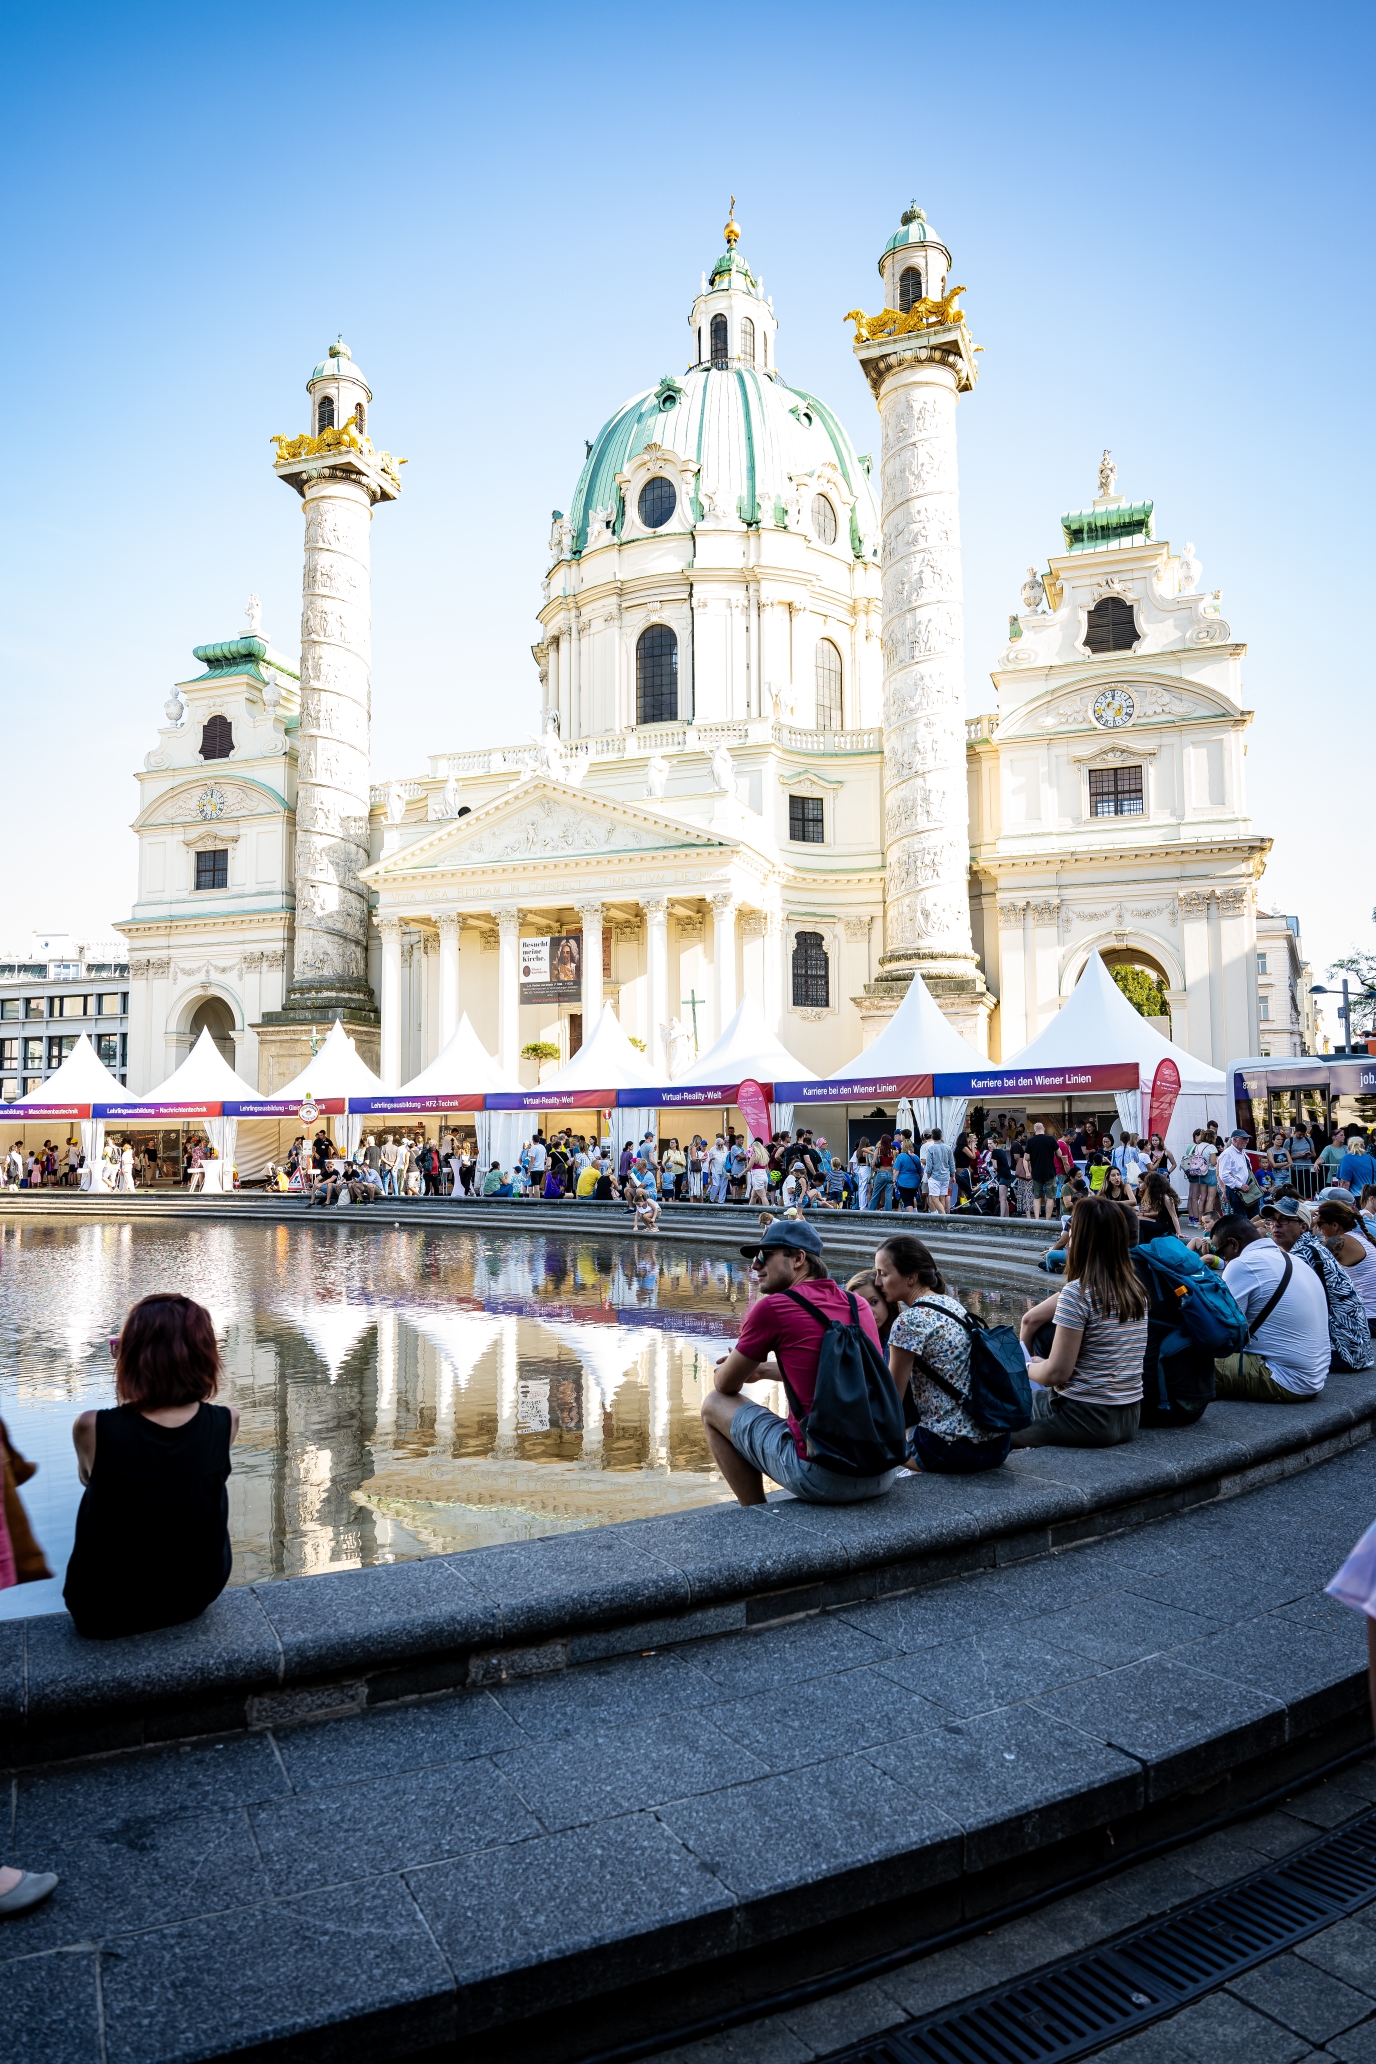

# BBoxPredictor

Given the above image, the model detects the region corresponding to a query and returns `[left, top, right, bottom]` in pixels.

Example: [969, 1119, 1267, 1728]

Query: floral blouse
[889, 1292, 985, 1444]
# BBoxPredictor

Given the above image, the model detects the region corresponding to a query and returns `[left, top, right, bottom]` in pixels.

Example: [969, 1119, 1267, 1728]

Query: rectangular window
[1259, 998, 1270, 1020]
[95, 993, 123, 1017]
[1, 1081, 15, 1102]
[1256, 953, 1268, 974]
[0, 1040, 15, 1069]
[96, 1034, 119, 1067]
[789, 795, 825, 843]
[24, 997, 45, 1018]
[0, 999, 18, 1021]
[22, 1040, 42, 1071]
[1088, 765, 1144, 817]
[195, 848, 229, 890]
[49, 961, 80, 981]
[55, 994, 89, 1018]
[21, 1078, 40, 1097]
[47, 1035, 78, 1069]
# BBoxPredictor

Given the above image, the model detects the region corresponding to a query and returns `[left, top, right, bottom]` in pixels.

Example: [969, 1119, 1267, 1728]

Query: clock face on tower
[197, 786, 228, 820]
[1091, 687, 1136, 729]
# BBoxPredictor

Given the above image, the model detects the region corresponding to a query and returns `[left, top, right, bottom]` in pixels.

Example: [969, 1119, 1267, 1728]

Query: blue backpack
[910, 1301, 1034, 1434]
[777, 1289, 908, 1478]
[1134, 1237, 1249, 1355]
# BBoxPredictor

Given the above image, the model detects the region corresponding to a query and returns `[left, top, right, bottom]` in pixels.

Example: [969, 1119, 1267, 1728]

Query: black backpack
[776, 1288, 907, 1479]
[908, 1301, 1033, 1434]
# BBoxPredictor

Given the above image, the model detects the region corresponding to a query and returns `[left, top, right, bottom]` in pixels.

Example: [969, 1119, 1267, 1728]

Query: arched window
[815, 639, 843, 729]
[811, 495, 838, 545]
[698, 328, 703, 362]
[353, 403, 365, 433]
[199, 715, 234, 761]
[316, 394, 335, 432]
[792, 931, 829, 1008]
[898, 266, 923, 313]
[637, 475, 677, 530]
[636, 625, 678, 724]
[740, 318, 755, 368]
[710, 314, 728, 368]
[1084, 597, 1139, 654]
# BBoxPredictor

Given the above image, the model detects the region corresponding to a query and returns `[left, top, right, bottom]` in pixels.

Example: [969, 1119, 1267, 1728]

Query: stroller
[956, 1177, 1001, 1217]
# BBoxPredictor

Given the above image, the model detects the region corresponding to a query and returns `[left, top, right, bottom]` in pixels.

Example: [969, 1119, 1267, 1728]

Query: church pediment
[997, 675, 1234, 740]
[135, 776, 287, 828]
[364, 777, 731, 881]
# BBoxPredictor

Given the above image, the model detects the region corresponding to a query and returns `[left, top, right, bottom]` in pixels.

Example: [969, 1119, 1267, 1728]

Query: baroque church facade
[118, 207, 1268, 1096]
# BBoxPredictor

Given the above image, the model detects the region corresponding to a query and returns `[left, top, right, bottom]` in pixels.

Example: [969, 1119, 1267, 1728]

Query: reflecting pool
[0, 1217, 1030, 1618]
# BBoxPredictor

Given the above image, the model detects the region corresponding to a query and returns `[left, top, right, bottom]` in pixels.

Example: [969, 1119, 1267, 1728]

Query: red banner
[736, 1077, 771, 1145]
[1146, 1059, 1181, 1143]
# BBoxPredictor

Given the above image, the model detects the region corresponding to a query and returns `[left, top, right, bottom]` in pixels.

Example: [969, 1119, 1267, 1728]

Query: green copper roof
[188, 637, 300, 684]
[1060, 499, 1155, 553]
[565, 361, 880, 558]
[709, 248, 759, 289]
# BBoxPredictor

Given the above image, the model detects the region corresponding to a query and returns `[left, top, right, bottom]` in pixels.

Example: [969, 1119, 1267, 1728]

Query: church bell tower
[255, 339, 403, 1086]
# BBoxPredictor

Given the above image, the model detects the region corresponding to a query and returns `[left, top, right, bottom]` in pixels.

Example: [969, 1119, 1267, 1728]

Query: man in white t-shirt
[1209, 1215, 1331, 1400]
[527, 1135, 548, 1178]
[707, 1136, 729, 1204]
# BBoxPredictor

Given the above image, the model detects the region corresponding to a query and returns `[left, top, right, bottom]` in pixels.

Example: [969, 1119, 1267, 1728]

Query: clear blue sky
[2, 1, 1371, 1032]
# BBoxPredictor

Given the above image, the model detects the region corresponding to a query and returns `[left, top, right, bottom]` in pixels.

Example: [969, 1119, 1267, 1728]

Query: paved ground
[3, 1449, 1374, 2063]
[645, 1758, 1376, 2062]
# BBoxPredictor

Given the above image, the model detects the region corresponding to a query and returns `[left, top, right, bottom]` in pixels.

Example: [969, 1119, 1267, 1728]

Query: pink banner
[1146, 1059, 1181, 1143]
[736, 1077, 771, 1144]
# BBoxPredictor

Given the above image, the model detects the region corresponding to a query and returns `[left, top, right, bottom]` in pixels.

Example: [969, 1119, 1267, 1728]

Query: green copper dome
[566, 364, 880, 559]
[880, 202, 946, 269]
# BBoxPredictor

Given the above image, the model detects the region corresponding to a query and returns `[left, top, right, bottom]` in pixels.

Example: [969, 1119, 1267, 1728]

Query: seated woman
[1135, 1169, 1183, 1242]
[64, 1295, 237, 1640]
[1014, 1196, 1147, 1448]
[1099, 1164, 1140, 1241]
[876, 1233, 1010, 1474]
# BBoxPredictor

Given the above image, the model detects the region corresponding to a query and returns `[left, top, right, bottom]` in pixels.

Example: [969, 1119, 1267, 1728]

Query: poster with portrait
[520, 934, 582, 1003]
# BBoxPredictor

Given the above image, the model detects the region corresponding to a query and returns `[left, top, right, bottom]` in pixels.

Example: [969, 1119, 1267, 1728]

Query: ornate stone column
[257, 340, 401, 1080]
[577, 902, 604, 1026]
[640, 897, 668, 1077]
[710, 893, 738, 1039]
[496, 909, 520, 1075]
[437, 915, 461, 1049]
[852, 221, 991, 1048]
[377, 917, 403, 1087]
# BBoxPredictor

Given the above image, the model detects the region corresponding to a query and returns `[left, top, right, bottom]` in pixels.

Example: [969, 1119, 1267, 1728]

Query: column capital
[494, 906, 521, 935]
[375, 914, 404, 939]
[639, 895, 668, 918]
[708, 891, 739, 915]
[436, 912, 462, 940]
[574, 899, 605, 922]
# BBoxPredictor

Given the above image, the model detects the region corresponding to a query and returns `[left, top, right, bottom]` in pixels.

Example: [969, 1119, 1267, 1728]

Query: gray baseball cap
[740, 1219, 823, 1259]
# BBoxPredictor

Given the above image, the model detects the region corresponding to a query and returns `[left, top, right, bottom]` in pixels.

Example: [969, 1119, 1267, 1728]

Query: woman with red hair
[64, 1295, 237, 1640]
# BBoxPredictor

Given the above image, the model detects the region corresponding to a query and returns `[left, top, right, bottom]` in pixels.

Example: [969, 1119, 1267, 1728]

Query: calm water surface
[0, 1217, 1028, 1619]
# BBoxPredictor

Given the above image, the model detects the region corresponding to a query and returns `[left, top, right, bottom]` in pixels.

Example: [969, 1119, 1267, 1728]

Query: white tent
[672, 996, 817, 1134]
[824, 972, 985, 1142]
[1005, 951, 1229, 1168]
[397, 1015, 524, 1178]
[10, 1033, 128, 1190]
[141, 1027, 262, 1191]
[535, 1004, 657, 1157]
[275, 1019, 385, 1158]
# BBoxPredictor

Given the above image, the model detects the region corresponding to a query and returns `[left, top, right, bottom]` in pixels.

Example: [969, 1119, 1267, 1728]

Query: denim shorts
[728, 1400, 898, 1504]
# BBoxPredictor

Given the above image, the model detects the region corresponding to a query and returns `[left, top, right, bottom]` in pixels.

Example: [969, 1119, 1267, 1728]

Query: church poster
[520, 934, 582, 1004]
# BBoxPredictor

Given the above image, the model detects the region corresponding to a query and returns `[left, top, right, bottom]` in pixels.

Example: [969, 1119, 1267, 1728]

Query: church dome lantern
[306, 335, 373, 438]
[878, 202, 951, 314]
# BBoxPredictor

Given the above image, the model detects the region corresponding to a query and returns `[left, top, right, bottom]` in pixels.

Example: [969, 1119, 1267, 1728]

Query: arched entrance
[1098, 948, 1173, 1034]
[186, 996, 236, 1068]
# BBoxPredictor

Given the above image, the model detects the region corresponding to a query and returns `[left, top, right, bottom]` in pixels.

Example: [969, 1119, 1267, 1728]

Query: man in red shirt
[701, 1220, 902, 1507]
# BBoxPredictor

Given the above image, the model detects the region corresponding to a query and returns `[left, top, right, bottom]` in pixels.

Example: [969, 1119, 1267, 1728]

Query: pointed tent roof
[399, 1014, 521, 1097]
[673, 996, 817, 1089]
[274, 1018, 384, 1102]
[13, 1032, 127, 1105]
[142, 1025, 261, 1102]
[536, 1004, 657, 1094]
[824, 972, 983, 1082]
[1006, 951, 1225, 1092]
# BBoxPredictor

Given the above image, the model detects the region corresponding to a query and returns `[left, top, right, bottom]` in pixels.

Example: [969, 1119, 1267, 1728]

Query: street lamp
[1309, 981, 1376, 1055]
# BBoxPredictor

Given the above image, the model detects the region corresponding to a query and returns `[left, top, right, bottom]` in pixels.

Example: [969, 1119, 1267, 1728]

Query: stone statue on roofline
[645, 751, 670, 799]
[710, 743, 737, 797]
[1020, 566, 1045, 613]
[662, 1016, 692, 1079]
[1177, 542, 1202, 594]
[1098, 449, 1117, 498]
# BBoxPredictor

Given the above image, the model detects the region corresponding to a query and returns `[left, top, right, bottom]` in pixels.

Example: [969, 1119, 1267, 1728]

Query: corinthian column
[853, 219, 991, 1049]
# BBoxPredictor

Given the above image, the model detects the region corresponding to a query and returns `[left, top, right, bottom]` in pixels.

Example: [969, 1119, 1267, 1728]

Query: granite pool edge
[4, 1376, 1375, 1767]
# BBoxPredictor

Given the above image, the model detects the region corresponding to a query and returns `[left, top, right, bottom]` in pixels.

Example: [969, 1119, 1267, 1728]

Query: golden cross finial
[724, 196, 740, 247]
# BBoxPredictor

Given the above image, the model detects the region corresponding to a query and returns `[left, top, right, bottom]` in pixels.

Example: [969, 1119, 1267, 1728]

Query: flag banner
[1146, 1059, 1182, 1142]
[932, 1064, 1140, 1097]
[736, 1077, 771, 1143]
[223, 1098, 347, 1118]
[346, 1095, 487, 1116]
[519, 934, 582, 1004]
[776, 1074, 934, 1103]
[627, 1082, 776, 1108]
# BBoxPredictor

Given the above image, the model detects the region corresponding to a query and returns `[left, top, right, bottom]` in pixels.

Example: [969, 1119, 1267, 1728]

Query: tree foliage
[1328, 950, 1376, 1039]
[1111, 964, 1169, 1019]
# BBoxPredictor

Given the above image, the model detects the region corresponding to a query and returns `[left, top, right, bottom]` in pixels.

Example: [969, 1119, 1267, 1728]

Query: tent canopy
[1005, 951, 1225, 1094]
[399, 1014, 521, 1097]
[141, 1025, 261, 1103]
[673, 996, 817, 1089]
[275, 1018, 384, 1102]
[824, 972, 984, 1082]
[536, 1004, 657, 1095]
[12, 1032, 126, 1105]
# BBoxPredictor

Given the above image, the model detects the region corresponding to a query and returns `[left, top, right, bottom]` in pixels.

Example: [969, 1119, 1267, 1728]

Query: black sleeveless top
[64, 1402, 233, 1639]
